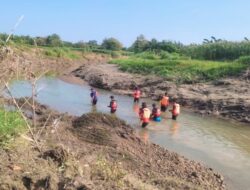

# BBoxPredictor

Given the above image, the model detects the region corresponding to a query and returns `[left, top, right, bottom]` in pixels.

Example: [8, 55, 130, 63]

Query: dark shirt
[90, 91, 98, 101]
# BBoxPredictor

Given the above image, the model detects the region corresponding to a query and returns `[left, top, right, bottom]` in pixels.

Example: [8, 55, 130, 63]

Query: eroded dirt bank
[0, 101, 225, 190]
[72, 62, 250, 124]
[0, 46, 110, 83]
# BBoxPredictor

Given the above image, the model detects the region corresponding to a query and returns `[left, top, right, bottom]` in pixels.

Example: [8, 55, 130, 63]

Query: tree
[148, 38, 158, 51]
[87, 40, 99, 49]
[101, 38, 123, 51]
[130, 35, 149, 53]
[46, 34, 62, 47]
[35, 37, 47, 46]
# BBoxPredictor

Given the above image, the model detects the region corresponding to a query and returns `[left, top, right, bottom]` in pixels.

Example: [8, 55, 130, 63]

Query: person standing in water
[170, 99, 180, 120]
[139, 102, 151, 128]
[133, 87, 141, 103]
[160, 93, 169, 112]
[108, 96, 117, 113]
[151, 103, 161, 122]
[90, 88, 98, 105]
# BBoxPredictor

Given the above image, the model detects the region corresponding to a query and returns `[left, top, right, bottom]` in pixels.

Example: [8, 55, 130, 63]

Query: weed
[0, 109, 26, 145]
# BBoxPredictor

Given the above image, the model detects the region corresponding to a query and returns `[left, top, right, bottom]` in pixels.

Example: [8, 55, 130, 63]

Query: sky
[1, 0, 250, 46]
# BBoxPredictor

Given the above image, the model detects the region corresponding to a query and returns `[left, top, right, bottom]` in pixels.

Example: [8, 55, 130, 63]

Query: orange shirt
[160, 96, 169, 106]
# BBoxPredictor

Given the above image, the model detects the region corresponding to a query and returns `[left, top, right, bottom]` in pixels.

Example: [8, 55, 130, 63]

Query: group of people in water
[90, 87, 180, 128]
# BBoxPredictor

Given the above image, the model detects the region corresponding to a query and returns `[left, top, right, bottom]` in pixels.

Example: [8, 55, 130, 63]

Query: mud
[72, 62, 250, 124]
[0, 101, 225, 190]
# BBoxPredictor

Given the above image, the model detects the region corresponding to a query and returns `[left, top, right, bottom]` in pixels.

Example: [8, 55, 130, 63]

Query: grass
[109, 54, 248, 83]
[42, 47, 80, 59]
[0, 109, 26, 145]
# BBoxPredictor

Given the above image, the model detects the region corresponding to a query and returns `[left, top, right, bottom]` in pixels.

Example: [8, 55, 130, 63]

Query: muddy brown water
[5, 77, 250, 190]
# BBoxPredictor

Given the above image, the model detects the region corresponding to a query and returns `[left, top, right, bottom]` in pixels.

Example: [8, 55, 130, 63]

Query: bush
[101, 38, 123, 51]
[111, 51, 120, 58]
[236, 56, 250, 65]
[135, 52, 160, 60]
[159, 51, 180, 60]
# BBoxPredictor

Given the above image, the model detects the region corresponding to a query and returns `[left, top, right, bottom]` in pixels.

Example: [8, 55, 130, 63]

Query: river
[6, 77, 250, 190]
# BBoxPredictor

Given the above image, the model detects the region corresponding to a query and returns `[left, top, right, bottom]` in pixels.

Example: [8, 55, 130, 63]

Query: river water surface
[6, 77, 250, 190]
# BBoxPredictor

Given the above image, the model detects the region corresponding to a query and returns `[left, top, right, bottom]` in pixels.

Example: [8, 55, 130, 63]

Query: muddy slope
[72, 62, 250, 124]
[0, 103, 225, 190]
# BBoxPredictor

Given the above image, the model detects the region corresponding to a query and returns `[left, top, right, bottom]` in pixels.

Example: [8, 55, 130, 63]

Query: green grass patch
[0, 109, 26, 145]
[43, 47, 80, 59]
[109, 57, 248, 83]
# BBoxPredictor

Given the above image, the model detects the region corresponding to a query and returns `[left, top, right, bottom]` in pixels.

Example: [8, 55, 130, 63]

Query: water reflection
[139, 129, 149, 143]
[170, 121, 180, 137]
[133, 103, 140, 116]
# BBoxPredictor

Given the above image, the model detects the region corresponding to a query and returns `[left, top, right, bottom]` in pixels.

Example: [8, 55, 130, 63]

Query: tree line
[0, 33, 123, 51]
[1, 32, 250, 61]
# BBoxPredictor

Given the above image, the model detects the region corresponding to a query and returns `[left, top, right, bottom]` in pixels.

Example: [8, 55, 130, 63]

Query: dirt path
[72, 62, 250, 124]
[0, 100, 226, 190]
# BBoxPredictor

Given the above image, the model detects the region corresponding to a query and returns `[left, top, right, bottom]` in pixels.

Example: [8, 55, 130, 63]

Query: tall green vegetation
[0, 109, 26, 145]
[129, 35, 183, 53]
[129, 35, 250, 61]
[183, 37, 250, 61]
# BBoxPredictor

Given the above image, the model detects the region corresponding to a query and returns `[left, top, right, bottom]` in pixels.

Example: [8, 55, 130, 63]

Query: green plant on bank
[110, 54, 248, 83]
[43, 47, 80, 59]
[0, 109, 26, 145]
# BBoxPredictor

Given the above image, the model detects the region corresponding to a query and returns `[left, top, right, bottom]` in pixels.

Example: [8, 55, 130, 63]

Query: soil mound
[71, 113, 132, 147]
[0, 110, 226, 190]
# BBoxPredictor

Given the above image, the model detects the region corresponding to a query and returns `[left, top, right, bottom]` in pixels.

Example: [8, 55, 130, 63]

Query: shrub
[135, 52, 159, 60]
[111, 51, 120, 58]
[236, 56, 250, 65]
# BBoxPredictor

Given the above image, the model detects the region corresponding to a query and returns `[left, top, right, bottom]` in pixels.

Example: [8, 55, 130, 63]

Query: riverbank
[71, 61, 250, 124]
[0, 45, 110, 83]
[0, 99, 225, 190]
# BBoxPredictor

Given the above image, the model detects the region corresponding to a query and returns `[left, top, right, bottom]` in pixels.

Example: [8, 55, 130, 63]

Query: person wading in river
[160, 93, 169, 112]
[139, 102, 151, 128]
[90, 88, 98, 105]
[108, 96, 118, 113]
[151, 103, 161, 122]
[170, 99, 180, 120]
[133, 87, 141, 103]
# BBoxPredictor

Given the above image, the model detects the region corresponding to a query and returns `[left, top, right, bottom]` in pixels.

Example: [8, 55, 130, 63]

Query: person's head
[152, 103, 156, 108]
[90, 88, 94, 91]
[135, 86, 138, 90]
[165, 92, 168, 96]
[110, 95, 114, 99]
